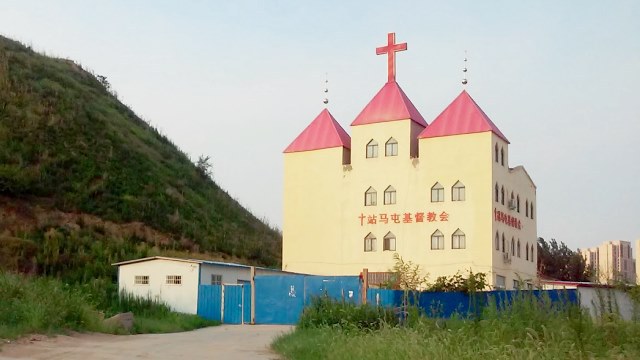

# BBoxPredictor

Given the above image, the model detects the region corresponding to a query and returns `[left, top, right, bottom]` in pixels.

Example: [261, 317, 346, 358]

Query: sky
[1, 1, 638, 252]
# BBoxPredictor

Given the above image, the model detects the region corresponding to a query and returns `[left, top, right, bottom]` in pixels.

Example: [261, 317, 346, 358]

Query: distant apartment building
[581, 241, 636, 284]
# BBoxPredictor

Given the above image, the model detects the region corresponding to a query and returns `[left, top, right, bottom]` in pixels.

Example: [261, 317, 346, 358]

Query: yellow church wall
[491, 135, 537, 288]
[415, 132, 496, 281]
[282, 147, 348, 274]
[283, 124, 538, 289]
[341, 119, 425, 274]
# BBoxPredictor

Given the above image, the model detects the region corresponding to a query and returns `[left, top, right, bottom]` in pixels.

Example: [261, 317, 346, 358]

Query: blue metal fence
[254, 274, 362, 324]
[197, 284, 222, 321]
[199, 276, 580, 325]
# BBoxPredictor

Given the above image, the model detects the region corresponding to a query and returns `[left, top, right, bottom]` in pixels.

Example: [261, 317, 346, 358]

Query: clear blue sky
[2, 1, 638, 252]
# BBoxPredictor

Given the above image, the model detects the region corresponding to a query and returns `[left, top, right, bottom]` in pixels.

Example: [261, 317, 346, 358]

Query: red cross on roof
[376, 32, 407, 83]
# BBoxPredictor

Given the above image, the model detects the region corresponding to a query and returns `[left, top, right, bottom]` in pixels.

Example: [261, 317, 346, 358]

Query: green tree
[537, 237, 592, 281]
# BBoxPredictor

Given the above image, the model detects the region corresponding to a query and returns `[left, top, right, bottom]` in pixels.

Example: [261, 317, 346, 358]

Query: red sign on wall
[358, 211, 449, 226]
[494, 208, 522, 230]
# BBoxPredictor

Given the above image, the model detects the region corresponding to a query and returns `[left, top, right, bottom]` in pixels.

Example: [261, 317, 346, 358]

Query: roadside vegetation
[274, 256, 640, 359]
[273, 292, 640, 359]
[0, 34, 270, 340]
[0, 272, 218, 340]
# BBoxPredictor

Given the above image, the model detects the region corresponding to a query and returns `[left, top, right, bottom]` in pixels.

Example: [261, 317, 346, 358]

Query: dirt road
[0, 325, 292, 360]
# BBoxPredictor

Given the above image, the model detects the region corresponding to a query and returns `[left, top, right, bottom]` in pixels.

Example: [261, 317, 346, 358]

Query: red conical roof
[351, 81, 427, 127]
[284, 108, 351, 153]
[419, 90, 509, 143]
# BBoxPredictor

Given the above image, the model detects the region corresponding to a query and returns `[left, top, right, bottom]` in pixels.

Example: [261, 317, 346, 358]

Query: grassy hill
[0, 35, 281, 281]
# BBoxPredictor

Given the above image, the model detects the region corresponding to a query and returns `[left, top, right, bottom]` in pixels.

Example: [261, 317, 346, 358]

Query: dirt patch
[0, 325, 292, 360]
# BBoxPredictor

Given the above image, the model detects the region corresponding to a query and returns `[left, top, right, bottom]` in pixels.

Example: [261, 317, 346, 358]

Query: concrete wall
[578, 287, 635, 321]
[118, 259, 199, 314]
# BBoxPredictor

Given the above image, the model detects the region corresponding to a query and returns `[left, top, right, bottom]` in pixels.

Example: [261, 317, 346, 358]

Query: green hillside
[0, 35, 281, 279]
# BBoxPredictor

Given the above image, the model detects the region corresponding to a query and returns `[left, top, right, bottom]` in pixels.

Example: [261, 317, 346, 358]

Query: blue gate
[254, 274, 361, 324]
[254, 275, 305, 324]
[198, 284, 248, 324]
[223, 284, 245, 324]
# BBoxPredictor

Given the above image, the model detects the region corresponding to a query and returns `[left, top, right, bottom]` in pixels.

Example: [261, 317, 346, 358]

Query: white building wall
[199, 265, 252, 285]
[578, 287, 635, 321]
[199, 264, 287, 285]
[118, 259, 199, 314]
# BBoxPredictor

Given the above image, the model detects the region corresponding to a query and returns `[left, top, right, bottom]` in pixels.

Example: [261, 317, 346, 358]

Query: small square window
[166, 275, 182, 285]
[211, 274, 222, 285]
[134, 275, 149, 285]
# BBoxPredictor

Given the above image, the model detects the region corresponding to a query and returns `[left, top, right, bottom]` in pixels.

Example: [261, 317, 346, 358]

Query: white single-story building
[539, 279, 636, 321]
[112, 256, 286, 314]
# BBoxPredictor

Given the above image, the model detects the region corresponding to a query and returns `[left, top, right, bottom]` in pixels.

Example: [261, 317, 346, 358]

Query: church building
[282, 33, 537, 289]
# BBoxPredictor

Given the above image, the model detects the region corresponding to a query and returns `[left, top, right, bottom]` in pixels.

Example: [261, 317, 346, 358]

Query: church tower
[282, 33, 537, 289]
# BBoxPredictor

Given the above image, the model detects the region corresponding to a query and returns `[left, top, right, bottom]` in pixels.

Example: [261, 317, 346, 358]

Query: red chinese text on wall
[494, 208, 521, 230]
[358, 211, 449, 226]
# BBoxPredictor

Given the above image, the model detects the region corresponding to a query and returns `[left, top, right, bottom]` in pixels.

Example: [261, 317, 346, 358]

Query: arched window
[531, 244, 535, 262]
[526, 243, 529, 261]
[517, 240, 521, 258]
[364, 233, 376, 252]
[364, 187, 377, 206]
[495, 232, 500, 251]
[452, 181, 465, 201]
[511, 237, 515, 256]
[525, 200, 529, 217]
[452, 229, 466, 249]
[517, 195, 520, 213]
[500, 147, 505, 166]
[501, 233, 506, 253]
[383, 232, 396, 251]
[495, 183, 499, 203]
[431, 230, 444, 250]
[500, 186, 505, 205]
[530, 202, 534, 219]
[495, 143, 499, 163]
[366, 139, 378, 158]
[384, 186, 396, 205]
[431, 182, 444, 202]
[385, 137, 398, 157]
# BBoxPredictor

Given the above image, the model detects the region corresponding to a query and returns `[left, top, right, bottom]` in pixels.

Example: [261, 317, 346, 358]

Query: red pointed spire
[284, 109, 351, 153]
[351, 81, 427, 127]
[419, 90, 508, 142]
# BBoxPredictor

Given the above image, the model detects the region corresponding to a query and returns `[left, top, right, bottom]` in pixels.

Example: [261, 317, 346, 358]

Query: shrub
[299, 296, 398, 331]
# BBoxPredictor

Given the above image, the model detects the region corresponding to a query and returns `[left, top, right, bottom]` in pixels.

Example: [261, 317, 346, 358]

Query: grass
[272, 294, 640, 359]
[0, 272, 218, 340]
[0, 34, 281, 269]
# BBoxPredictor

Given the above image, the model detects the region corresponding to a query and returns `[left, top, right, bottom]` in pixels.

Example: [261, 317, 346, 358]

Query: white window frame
[383, 232, 396, 251]
[431, 183, 444, 202]
[452, 229, 465, 249]
[211, 274, 222, 285]
[452, 181, 465, 201]
[365, 187, 377, 206]
[364, 233, 377, 252]
[431, 230, 444, 250]
[134, 275, 149, 285]
[384, 186, 396, 205]
[385, 137, 398, 157]
[366, 140, 378, 158]
[495, 275, 506, 289]
[166, 275, 182, 285]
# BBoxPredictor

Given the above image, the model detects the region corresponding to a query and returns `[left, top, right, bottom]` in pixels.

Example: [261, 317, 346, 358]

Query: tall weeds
[274, 290, 640, 359]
